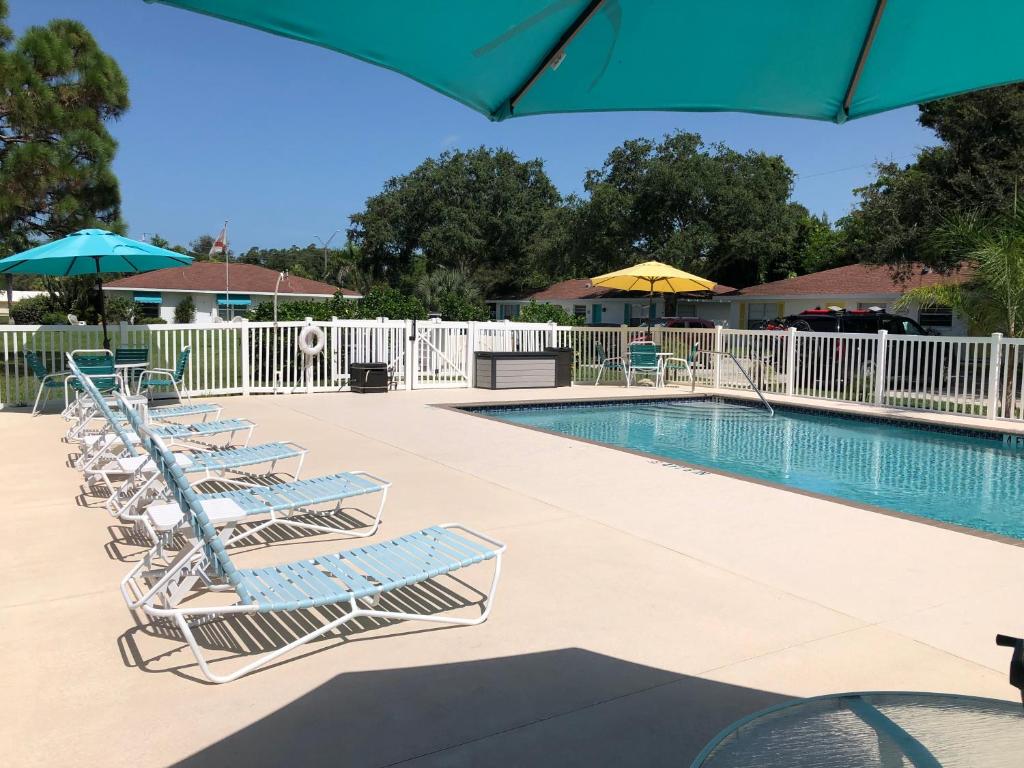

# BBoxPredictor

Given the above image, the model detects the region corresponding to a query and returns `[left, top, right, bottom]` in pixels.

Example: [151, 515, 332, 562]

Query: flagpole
[223, 219, 229, 316]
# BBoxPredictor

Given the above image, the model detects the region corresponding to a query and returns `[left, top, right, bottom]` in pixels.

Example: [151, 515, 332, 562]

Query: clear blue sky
[11, 1, 939, 254]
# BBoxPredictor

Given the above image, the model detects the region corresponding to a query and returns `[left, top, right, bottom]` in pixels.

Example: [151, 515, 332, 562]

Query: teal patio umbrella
[0, 229, 193, 347]
[146, 1, 1024, 124]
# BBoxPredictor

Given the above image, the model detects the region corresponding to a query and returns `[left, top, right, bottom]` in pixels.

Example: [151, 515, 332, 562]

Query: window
[746, 302, 776, 329]
[216, 293, 251, 321]
[132, 291, 161, 319]
[883, 317, 927, 336]
[573, 305, 586, 318]
[918, 306, 953, 328]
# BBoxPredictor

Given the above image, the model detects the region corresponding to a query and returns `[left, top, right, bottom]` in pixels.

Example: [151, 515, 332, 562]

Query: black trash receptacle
[350, 362, 389, 393]
[544, 347, 573, 387]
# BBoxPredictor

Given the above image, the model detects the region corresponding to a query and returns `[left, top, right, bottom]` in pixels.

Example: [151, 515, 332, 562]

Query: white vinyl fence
[2, 319, 1023, 423]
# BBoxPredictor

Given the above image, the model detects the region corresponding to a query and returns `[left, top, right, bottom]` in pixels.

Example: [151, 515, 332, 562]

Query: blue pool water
[475, 399, 1024, 540]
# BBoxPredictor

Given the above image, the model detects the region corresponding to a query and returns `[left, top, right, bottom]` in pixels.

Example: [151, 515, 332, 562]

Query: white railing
[2, 319, 1023, 423]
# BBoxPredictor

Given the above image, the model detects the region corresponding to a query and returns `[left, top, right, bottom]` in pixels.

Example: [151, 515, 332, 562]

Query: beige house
[723, 263, 973, 335]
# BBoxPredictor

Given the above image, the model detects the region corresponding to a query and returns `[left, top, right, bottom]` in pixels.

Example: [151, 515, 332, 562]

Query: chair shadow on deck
[156, 645, 786, 768]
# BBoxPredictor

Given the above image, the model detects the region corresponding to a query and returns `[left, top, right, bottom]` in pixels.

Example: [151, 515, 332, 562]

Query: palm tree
[414, 266, 481, 312]
[895, 205, 1024, 337]
[895, 200, 1024, 416]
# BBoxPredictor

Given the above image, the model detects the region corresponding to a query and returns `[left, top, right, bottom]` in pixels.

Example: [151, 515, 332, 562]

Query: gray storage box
[475, 351, 558, 389]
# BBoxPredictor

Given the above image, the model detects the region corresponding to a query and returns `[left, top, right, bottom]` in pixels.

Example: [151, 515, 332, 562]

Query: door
[411, 321, 470, 389]
[592, 304, 603, 324]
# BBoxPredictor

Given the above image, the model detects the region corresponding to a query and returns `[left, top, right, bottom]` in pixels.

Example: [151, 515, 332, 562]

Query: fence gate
[411, 321, 470, 389]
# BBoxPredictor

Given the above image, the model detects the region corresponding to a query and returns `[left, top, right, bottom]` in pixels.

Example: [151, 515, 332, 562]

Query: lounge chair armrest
[348, 470, 393, 489]
[439, 523, 508, 554]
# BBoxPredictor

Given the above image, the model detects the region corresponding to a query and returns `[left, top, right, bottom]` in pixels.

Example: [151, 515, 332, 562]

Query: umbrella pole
[96, 275, 110, 349]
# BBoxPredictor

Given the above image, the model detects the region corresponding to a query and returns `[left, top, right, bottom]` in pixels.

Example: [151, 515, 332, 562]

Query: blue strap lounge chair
[24, 350, 69, 416]
[108, 393, 389, 544]
[120, 442, 503, 683]
[579, 341, 626, 386]
[96, 394, 310, 521]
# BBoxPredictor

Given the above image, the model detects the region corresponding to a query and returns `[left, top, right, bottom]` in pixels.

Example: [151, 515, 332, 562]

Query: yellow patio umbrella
[590, 261, 715, 328]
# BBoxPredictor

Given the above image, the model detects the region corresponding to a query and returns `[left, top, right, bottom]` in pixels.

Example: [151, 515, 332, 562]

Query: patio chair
[579, 341, 626, 386]
[121, 439, 504, 683]
[663, 342, 699, 391]
[24, 350, 69, 416]
[625, 342, 664, 387]
[66, 314, 86, 326]
[113, 346, 149, 393]
[139, 345, 191, 403]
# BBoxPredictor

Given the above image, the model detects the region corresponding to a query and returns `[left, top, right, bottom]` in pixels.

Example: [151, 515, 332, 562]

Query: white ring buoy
[297, 325, 326, 356]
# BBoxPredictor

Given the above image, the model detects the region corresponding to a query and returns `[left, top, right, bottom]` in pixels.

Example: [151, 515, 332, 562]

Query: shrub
[41, 312, 69, 325]
[134, 317, 166, 325]
[516, 301, 583, 326]
[10, 294, 54, 324]
[173, 295, 196, 324]
[102, 295, 136, 323]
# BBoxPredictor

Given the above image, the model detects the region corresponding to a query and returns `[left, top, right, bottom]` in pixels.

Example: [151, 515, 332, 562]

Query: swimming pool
[472, 398, 1024, 540]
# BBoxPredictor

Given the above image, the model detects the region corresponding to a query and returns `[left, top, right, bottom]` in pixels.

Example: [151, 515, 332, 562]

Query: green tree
[572, 132, 805, 288]
[413, 266, 488, 319]
[517, 301, 583, 326]
[348, 146, 562, 296]
[841, 84, 1024, 271]
[149, 233, 171, 249]
[0, 1, 129, 255]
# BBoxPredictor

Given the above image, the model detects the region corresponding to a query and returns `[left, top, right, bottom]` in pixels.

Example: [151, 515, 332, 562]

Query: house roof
[104, 262, 357, 296]
[524, 278, 735, 301]
[731, 263, 971, 298]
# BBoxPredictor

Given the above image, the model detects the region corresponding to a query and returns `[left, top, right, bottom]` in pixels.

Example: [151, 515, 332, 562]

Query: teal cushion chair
[24, 350, 69, 416]
[138, 345, 191, 403]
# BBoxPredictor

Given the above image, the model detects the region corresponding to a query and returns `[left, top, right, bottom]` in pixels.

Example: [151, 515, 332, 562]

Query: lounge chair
[64, 349, 124, 434]
[24, 350, 69, 416]
[84, 391, 308, 521]
[108, 393, 388, 545]
[121, 439, 504, 683]
[138, 345, 191, 403]
[624, 342, 665, 387]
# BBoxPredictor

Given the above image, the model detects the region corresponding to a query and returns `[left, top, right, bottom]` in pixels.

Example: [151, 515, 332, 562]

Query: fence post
[303, 317, 314, 394]
[713, 325, 723, 389]
[239, 318, 251, 396]
[785, 326, 797, 396]
[873, 329, 888, 405]
[404, 319, 415, 390]
[987, 332, 1003, 419]
[118, 320, 129, 347]
[547, 321, 557, 349]
[465, 321, 477, 387]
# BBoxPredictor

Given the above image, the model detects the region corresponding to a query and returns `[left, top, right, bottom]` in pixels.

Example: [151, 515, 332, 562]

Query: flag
[209, 222, 228, 257]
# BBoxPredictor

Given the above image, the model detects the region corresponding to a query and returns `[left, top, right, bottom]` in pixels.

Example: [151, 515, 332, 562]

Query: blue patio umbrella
[0, 229, 193, 347]
[145, 1, 1024, 124]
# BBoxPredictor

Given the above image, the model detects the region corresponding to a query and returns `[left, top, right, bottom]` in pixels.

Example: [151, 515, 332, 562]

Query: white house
[489, 278, 736, 326]
[104, 262, 359, 323]
[722, 262, 972, 334]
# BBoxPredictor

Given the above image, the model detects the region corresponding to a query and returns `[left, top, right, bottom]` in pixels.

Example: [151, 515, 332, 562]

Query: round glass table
[691, 692, 1024, 767]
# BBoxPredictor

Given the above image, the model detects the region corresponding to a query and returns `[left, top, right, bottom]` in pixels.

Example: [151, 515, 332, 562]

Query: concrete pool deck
[3, 385, 1024, 766]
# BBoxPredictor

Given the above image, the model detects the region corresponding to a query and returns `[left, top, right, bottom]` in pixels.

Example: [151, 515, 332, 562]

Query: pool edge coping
[435, 394, 1024, 550]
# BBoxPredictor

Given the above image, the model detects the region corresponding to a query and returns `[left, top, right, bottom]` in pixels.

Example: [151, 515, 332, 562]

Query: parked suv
[756, 309, 942, 389]
[758, 308, 934, 336]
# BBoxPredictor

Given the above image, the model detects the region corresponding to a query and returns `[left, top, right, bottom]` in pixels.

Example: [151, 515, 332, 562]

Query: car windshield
[883, 317, 927, 335]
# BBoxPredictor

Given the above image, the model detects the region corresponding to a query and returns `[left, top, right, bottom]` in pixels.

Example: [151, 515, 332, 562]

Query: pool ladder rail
[697, 350, 775, 416]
